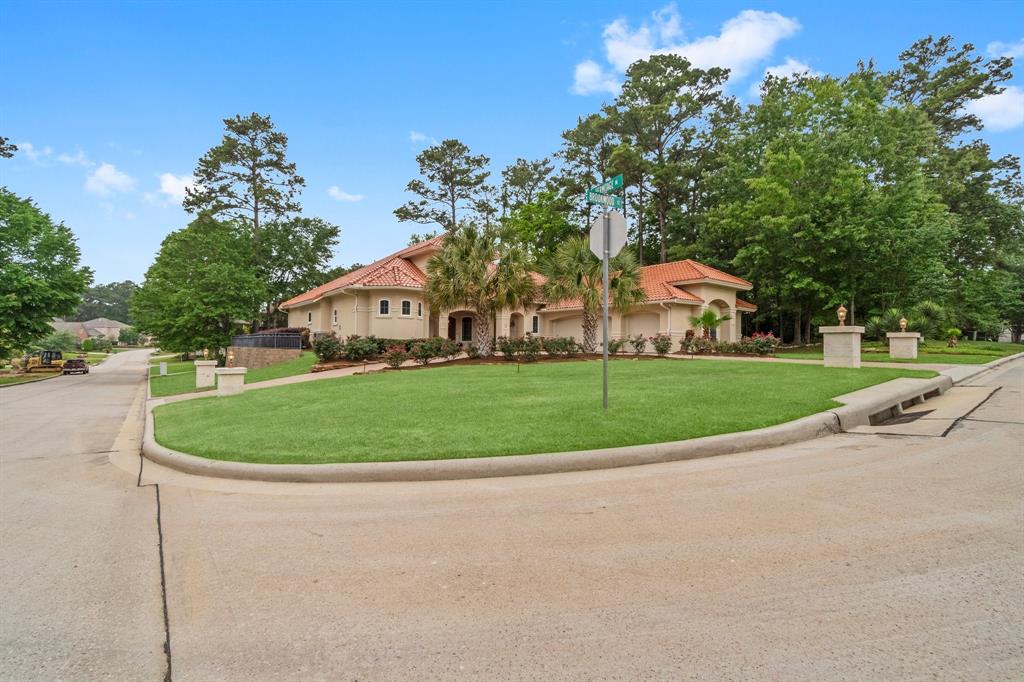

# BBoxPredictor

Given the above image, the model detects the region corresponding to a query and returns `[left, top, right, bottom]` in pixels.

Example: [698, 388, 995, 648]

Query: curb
[141, 352, 1023, 483]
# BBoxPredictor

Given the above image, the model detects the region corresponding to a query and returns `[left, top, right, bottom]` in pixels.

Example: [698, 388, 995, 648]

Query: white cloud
[571, 4, 801, 95]
[967, 85, 1024, 132]
[18, 142, 52, 163]
[85, 163, 135, 196]
[157, 172, 197, 202]
[749, 57, 820, 97]
[987, 38, 1024, 59]
[409, 130, 428, 143]
[327, 185, 365, 202]
[571, 59, 621, 95]
[57, 149, 93, 167]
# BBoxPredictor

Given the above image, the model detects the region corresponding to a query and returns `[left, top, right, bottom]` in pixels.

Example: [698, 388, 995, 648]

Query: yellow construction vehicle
[25, 350, 65, 372]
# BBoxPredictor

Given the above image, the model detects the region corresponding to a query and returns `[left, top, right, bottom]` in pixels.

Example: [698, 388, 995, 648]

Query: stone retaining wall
[228, 346, 301, 369]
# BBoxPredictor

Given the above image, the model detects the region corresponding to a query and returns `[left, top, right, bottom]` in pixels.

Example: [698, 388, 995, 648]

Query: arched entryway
[509, 312, 525, 339]
[707, 299, 734, 342]
[447, 311, 476, 343]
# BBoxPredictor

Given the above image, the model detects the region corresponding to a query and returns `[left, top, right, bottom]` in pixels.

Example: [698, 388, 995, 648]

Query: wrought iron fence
[230, 333, 303, 349]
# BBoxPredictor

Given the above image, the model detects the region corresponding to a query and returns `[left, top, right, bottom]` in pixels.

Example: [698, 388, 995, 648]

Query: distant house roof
[82, 317, 129, 329]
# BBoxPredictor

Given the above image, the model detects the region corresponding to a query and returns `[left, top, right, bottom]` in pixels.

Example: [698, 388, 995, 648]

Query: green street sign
[590, 174, 623, 194]
[586, 189, 622, 209]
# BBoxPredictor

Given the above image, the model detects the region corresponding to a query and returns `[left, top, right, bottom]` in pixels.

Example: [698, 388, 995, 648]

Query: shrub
[342, 335, 379, 361]
[465, 343, 482, 359]
[748, 331, 780, 356]
[520, 335, 542, 362]
[946, 327, 962, 347]
[383, 345, 409, 368]
[651, 333, 673, 356]
[35, 329, 79, 352]
[94, 337, 114, 353]
[542, 336, 579, 357]
[440, 338, 461, 359]
[496, 336, 517, 360]
[81, 338, 96, 352]
[608, 338, 625, 355]
[410, 341, 436, 365]
[629, 334, 648, 355]
[312, 334, 343, 362]
[681, 337, 714, 354]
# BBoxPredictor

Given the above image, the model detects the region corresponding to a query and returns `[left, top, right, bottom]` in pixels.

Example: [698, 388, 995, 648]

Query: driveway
[2, 352, 1022, 680]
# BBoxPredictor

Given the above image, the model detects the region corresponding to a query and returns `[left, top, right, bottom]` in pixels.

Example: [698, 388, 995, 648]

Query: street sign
[589, 211, 627, 259]
[586, 189, 622, 209]
[590, 174, 623, 194]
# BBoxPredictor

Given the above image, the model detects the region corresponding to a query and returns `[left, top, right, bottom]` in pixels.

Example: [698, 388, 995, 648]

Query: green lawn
[148, 352, 318, 397]
[154, 359, 935, 464]
[0, 374, 58, 387]
[777, 339, 1020, 365]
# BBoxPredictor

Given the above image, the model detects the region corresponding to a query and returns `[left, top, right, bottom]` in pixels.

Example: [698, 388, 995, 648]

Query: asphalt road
[2, 353, 1022, 680]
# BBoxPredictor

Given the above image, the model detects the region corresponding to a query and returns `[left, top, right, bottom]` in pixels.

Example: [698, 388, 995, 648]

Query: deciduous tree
[0, 189, 92, 359]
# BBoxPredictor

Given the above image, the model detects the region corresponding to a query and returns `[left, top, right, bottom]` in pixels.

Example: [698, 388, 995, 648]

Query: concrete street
[2, 352, 1022, 680]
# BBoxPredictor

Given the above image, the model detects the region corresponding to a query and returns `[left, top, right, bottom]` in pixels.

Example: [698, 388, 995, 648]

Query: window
[531, 315, 539, 334]
[417, 302, 423, 317]
[461, 316, 473, 342]
[307, 312, 312, 324]
[332, 309, 337, 324]
[378, 299, 390, 316]
[401, 300, 412, 316]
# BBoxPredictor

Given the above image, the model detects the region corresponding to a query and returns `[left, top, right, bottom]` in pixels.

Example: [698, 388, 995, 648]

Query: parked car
[61, 358, 89, 375]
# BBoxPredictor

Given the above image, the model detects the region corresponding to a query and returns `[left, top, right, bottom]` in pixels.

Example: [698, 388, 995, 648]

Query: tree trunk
[581, 310, 598, 353]
[849, 295, 856, 326]
[637, 183, 645, 266]
[793, 312, 802, 346]
[658, 203, 667, 264]
[474, 312, 492, 356]
[803, 316, 812, 345]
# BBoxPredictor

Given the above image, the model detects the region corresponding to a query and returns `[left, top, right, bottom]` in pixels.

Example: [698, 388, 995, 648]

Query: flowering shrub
[410, 337, 446, 365]
[629, 334, 648, 355]
[465, 343, 482, 359]
[341, 335, 379, 361]
[651, 333, 673, 356]
[312, 333, 344, 362]
[748, 332, 780, 355]
[542, 336, 580, 357]
[680, 337, 714, 354]
[383, 345, 409, 368]
[608, 338, 625, 355]
[497, 335, 543, 362]
[440, 338, 461, 359]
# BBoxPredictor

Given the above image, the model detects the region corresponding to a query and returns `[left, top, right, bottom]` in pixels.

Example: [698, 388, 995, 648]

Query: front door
[447, 316, 456, 340]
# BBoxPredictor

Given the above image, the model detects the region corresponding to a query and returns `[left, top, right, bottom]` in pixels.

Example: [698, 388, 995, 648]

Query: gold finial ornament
[227, 350, 235, 367]
[837, 305, 848, 326]
[203, 347, 209, 358]
[899, 316, 908, 332]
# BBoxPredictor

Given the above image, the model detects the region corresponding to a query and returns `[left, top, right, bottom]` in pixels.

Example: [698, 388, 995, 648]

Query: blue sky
[2, 1, 1022, 284]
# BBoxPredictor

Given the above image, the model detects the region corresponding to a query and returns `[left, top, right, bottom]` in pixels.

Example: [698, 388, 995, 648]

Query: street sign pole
[602, 206, 610, 410]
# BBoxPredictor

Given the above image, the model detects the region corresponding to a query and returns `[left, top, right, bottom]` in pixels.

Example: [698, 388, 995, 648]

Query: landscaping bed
[153, 359, 935, 465]
[777, 339, 1020, 365]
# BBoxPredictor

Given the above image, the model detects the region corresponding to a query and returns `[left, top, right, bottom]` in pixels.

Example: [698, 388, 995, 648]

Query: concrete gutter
[141, 351, 1023, 483]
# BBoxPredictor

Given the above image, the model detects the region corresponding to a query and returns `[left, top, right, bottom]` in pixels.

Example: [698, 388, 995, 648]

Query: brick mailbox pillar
[214, 367, 247, 396]
[886, 332, 921, 360]
[819, 326, 865, 368]
[194, 360, 218, 388]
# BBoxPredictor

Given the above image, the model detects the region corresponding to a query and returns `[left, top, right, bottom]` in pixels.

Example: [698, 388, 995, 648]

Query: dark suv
[61, 358, 89, 375]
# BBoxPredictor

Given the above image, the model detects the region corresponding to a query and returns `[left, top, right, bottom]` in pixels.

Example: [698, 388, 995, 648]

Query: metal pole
[602, 206, 610, 410]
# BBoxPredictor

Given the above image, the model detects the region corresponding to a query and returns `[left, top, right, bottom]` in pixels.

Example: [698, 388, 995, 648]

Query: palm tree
[542, 236, 646, 353]
[690, 309, 731, 340]
[425, 223, 535, 356]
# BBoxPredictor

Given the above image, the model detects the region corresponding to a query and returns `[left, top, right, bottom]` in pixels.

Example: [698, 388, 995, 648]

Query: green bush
[465, 343, 482, 359]
[542, 336, 579, 357]
[410, 337, 446, 365]
[383, 345, 409, 368]
[312, 334, 343, 362]
[440, 338, 461, 359]
[748, 332, 780, 355]
[652, 333, 673, 355]
[34, 329, 79, 352]
[496, 336, 518, 360]
[520, 335, 542, 362]
[118, 327, 141, 346]
[496, 335, 543, 362]
[341, 335, 379, 361]
[629, 334, 648, 355]
[608, 338, 625, 355]
[81, 338, 96, 352]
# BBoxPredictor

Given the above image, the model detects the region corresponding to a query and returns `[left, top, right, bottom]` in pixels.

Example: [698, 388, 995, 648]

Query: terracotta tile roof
[640, 259, 752, 287]
[544, 258, 749, 311]
[281, 235, 444, 308]
[735, 298, 757, 310]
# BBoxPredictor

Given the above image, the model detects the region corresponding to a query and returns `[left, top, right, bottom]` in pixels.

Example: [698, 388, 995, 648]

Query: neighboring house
[50, 317, 130, 343]
[280, 235, 757, 345]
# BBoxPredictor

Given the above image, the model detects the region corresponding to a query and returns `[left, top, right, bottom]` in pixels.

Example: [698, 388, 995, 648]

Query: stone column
[194, 360, 218, 388]
[214, 367, 247, 396]
[886, 332, 921, 360]
[819, 326, 865, 368]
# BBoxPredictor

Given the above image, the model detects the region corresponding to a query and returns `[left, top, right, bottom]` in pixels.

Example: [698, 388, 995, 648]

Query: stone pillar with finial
[886, 316, 921, 360]
[819, 305, 865, 368]
[194, 346, 218, 389]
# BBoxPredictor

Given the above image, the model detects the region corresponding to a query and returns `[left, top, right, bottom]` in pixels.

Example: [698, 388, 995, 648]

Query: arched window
[332, 309, 337, 324]
[378, 299, 390, 316]
[307, 312, 312, 324]
[401, 300, 412, 316]
[531, 315, 539, 334]
[461, 316, 473, 342]
[417, 302, 423, 317]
